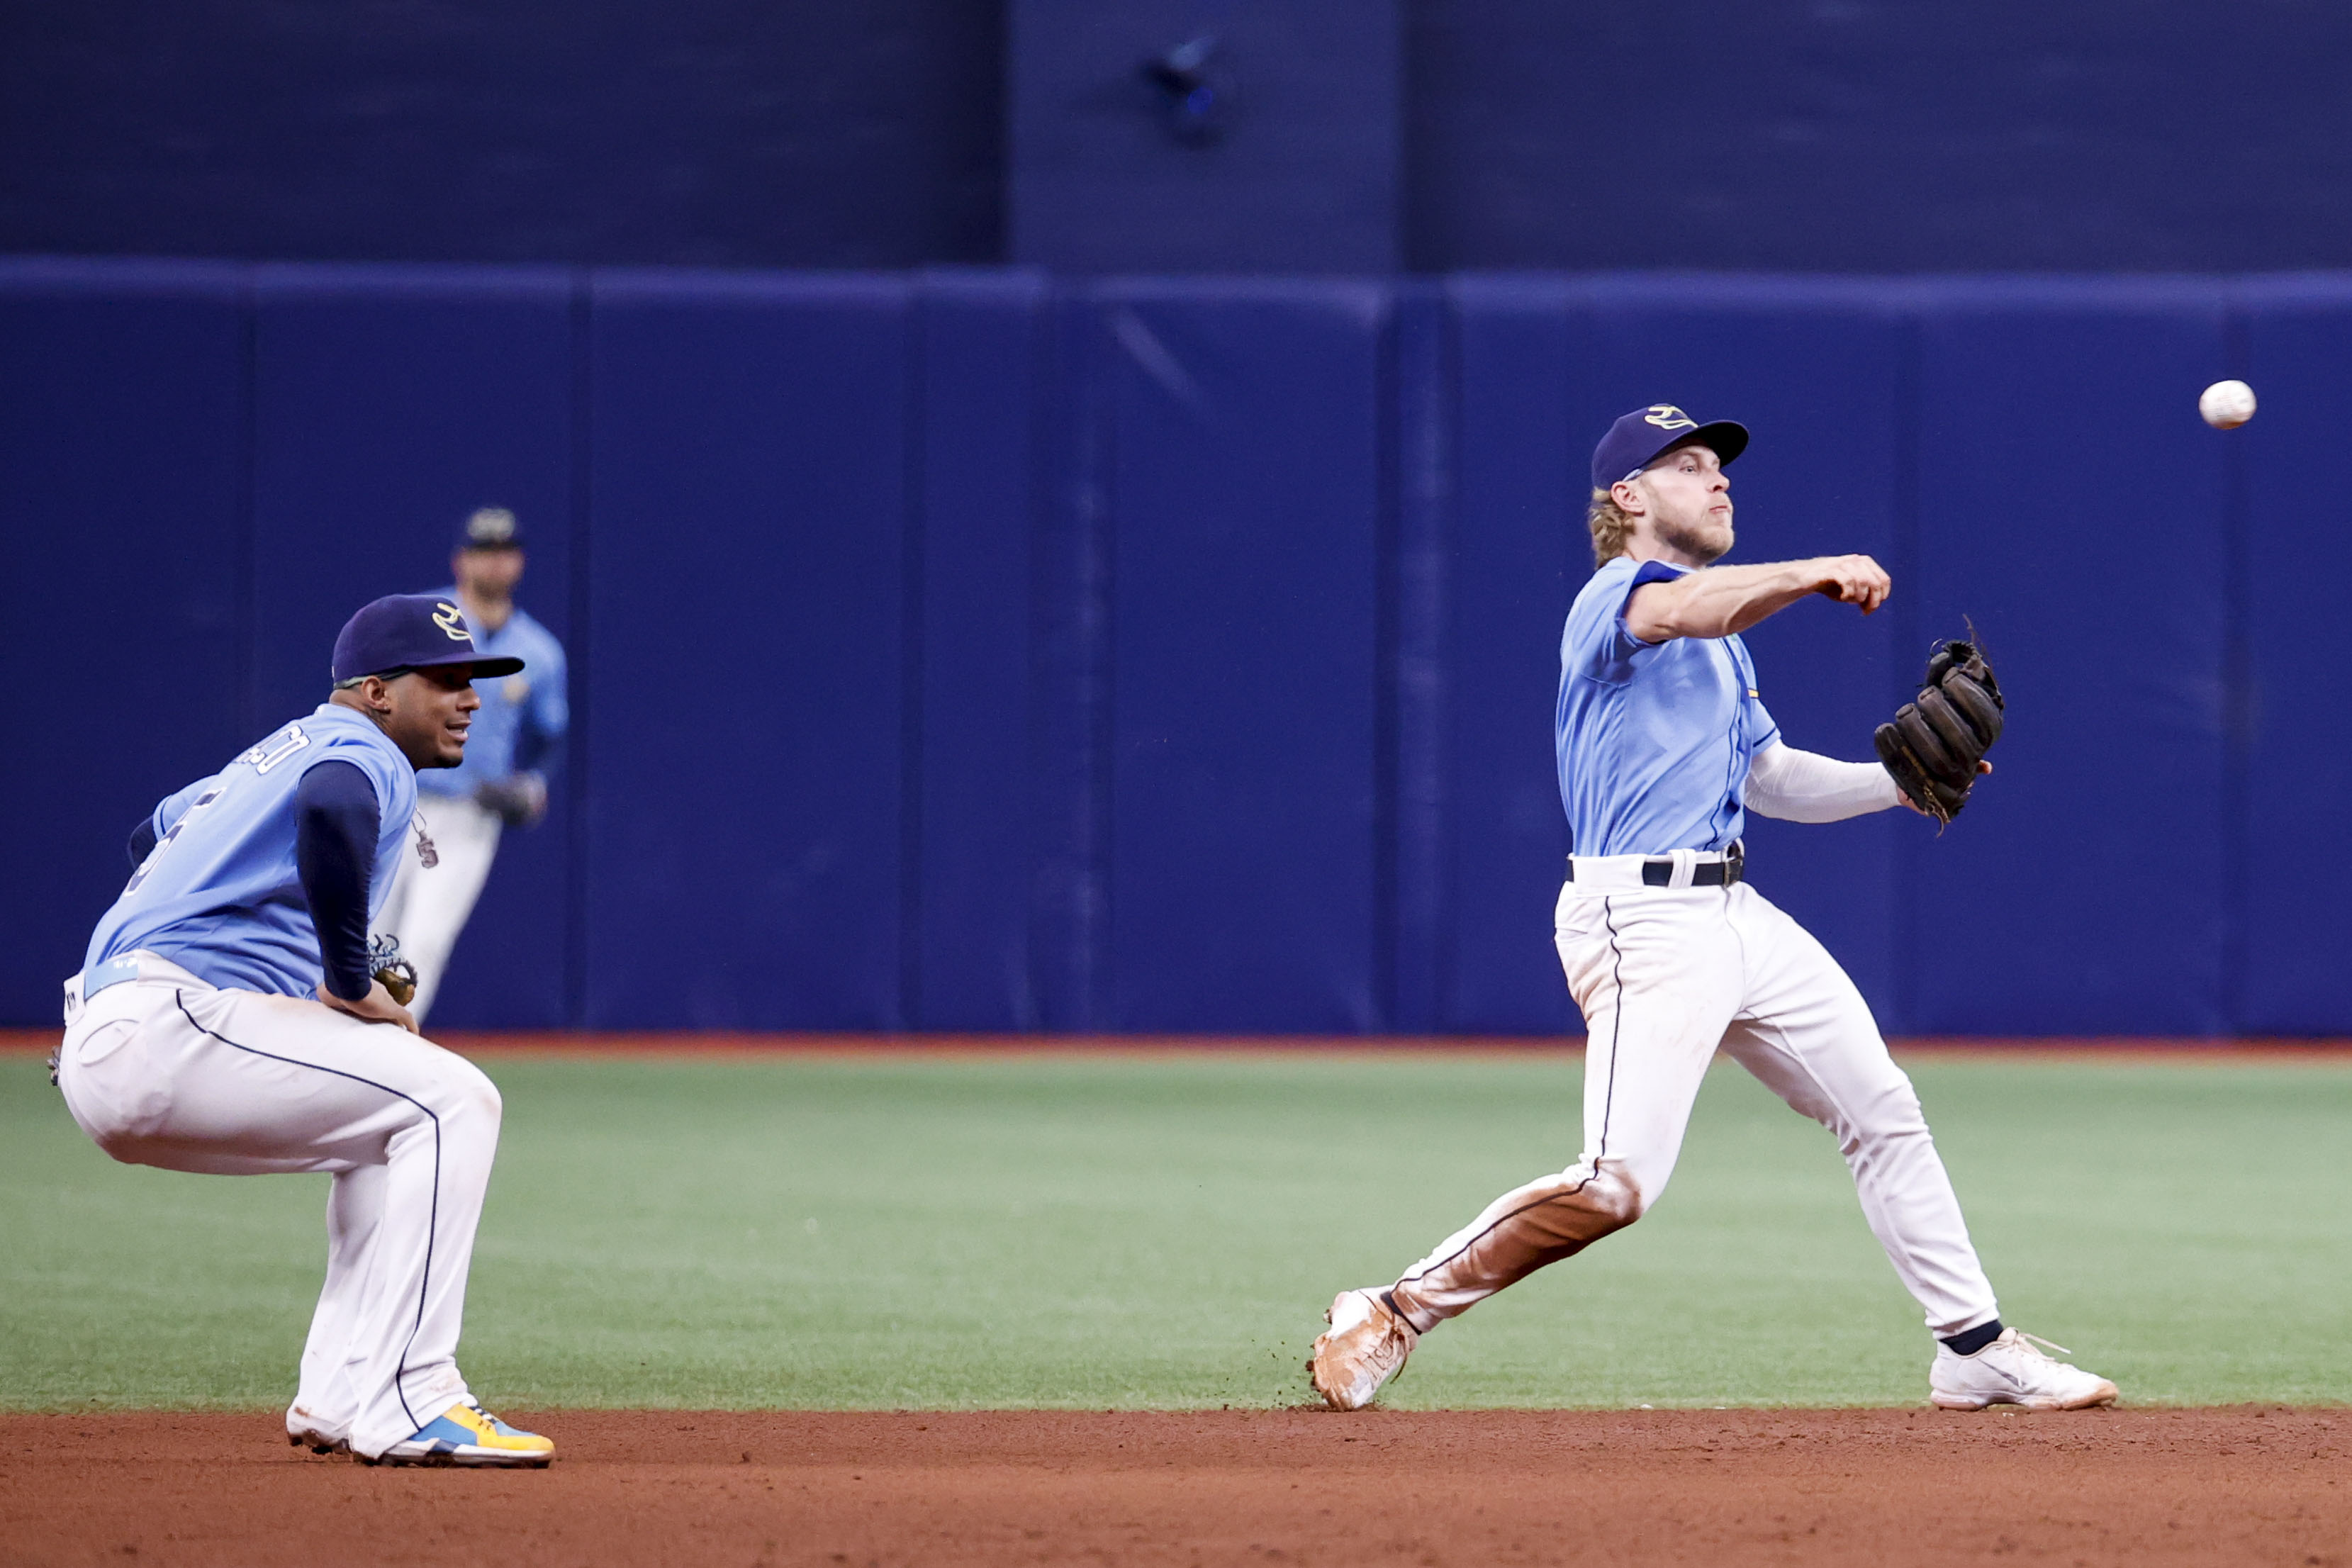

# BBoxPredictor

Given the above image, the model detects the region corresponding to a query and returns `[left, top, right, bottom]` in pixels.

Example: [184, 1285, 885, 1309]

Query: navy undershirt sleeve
[126, 815, 159, 869]
[296, 760, 383, 1002]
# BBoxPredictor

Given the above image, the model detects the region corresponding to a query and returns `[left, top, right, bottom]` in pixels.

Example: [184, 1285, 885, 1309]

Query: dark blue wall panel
[917, 271, 1047, 1029]
[1440, 278, 1579, 1034]
[1389, 285, 1453, 1034]
[247, 265, 578, 1027]
[1910, 284, 2230, 1034]
[2240, 279, 2352, 1032]
[11, 260, 2345, 1036]
[584, 274, 912, 1029]
[0, 262, 251, 1018]
[1097, 283, 1389, 1031]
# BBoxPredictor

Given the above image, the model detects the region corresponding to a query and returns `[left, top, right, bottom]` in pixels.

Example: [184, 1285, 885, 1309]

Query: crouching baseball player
[1309, 405, 2119, 1415]
[54, 594, 555, 1466]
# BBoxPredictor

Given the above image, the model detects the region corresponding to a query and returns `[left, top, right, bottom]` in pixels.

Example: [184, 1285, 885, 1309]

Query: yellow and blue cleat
[369, 1400, 555, 1467]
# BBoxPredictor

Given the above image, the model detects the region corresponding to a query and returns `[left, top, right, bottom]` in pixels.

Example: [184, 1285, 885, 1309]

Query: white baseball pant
[372, 792, 503, 1024]
[55, 953, 503, 1458]
[1388, 857, 2000, 1338]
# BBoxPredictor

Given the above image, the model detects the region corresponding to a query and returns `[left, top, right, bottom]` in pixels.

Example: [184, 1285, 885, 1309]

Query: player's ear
[1610, 476, 1648, 515]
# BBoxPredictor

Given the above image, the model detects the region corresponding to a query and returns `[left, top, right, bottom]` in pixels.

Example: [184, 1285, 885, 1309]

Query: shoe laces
[2014, 1331, 2074, 1361]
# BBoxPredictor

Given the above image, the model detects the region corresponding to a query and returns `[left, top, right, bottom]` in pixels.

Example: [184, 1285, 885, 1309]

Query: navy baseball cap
[331, 594, 526, 685]
[1589, 404, 1750, 491]
[455, 505, 523, 551]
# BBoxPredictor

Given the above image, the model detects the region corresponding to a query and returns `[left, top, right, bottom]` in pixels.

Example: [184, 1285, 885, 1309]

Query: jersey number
[123, 783, 225, 895]
[244, 724, 312, 775]
[121, 724, 312, 894]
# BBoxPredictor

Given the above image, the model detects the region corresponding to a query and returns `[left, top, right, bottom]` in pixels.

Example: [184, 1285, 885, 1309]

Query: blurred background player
[52, 593, 554, 1466]
[374, 506, 569, 1023]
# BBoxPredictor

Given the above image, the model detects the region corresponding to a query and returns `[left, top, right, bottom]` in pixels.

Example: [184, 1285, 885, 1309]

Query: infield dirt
[5, 1407, 2346, 1567]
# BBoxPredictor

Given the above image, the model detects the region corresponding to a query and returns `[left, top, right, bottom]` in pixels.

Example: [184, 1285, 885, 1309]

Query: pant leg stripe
[172, 992, 440, 1434]
[1593, 895, 1628, 1165]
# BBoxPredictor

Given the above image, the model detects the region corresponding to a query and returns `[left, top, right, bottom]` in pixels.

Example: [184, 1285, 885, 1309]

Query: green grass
[4, 1049, 2349, 1411]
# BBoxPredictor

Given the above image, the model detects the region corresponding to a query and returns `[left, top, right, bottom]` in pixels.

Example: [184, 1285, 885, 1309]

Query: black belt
[1566, 844, 1745, 887]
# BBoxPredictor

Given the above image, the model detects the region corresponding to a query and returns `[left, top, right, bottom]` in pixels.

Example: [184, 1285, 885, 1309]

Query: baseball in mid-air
[2198, 379, 2257, 429]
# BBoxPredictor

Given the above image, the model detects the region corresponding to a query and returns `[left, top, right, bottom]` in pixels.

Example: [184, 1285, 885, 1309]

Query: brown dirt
[4, 1409, 2348, 1568]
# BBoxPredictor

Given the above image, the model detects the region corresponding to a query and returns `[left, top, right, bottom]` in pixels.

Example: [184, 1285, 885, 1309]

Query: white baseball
[2199, 379, 2256, 429]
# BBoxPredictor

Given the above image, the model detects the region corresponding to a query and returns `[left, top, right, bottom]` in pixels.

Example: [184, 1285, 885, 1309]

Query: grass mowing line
[4, 1051, 2348, 1411]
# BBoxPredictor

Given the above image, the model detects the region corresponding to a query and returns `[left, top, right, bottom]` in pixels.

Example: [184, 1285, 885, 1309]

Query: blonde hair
[1586, 486, 1635, 567]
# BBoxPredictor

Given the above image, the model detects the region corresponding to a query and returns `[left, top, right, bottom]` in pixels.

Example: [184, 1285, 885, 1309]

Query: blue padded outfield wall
[6, 259, 2344, 1036]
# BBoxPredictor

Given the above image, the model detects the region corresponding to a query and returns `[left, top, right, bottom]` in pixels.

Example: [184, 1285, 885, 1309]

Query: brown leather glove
[1875, 639, 2004, 824]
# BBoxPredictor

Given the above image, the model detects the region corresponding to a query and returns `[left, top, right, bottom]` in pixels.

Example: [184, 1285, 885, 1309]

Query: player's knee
[435, 1060, 503, 1127]
[1583, 1166, 1649, 1229]
[1847, 1077, 1927, 1142]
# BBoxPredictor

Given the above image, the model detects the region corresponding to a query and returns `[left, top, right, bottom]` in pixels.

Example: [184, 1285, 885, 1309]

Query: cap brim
[1646, 420, 1749, 469]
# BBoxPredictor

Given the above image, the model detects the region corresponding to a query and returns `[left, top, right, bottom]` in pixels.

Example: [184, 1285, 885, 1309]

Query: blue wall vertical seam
[900, 282, 929, 1029]
[1019, 284, 1058, 1029]
[1889, 309, 1923, 1036]
[563, 269, 595, 1029]
[1371, 288, 1404, 1031]
[1082, 291, 1116, 1029]
[233, 270, 259, 740]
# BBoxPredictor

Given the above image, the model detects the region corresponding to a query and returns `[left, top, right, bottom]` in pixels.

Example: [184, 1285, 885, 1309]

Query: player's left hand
[1878, 639, 2005, 824]
[318, 980, 420, 1033]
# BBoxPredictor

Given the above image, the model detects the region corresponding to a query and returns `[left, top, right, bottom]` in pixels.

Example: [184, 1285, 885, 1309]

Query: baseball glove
[475, 773, 549, 829]
[1874, 639, 2004, 825]
[368, 933, 418, 1008]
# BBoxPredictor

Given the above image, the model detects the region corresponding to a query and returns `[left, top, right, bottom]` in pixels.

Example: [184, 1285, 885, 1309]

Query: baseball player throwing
[54, 594, 555, 1466]
[1309, 405, 2119, 1413]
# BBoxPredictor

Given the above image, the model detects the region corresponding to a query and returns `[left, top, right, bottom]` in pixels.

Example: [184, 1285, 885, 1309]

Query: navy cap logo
[1643, 405, 1698, 431]
[432, 602, 474, 644]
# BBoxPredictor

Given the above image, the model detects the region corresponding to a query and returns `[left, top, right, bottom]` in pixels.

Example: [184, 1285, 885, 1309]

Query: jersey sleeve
[1567, 557, 1686, 685]
[311, 727, 410, 817]
[531, 632, 568, 739]
[516, 626, 569, 777]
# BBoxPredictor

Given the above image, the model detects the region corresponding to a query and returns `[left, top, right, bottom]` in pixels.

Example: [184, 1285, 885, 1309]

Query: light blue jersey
[1556, 556, 1781, 857]
[85, 705, 418, 997]
[413, 593, 566, 799]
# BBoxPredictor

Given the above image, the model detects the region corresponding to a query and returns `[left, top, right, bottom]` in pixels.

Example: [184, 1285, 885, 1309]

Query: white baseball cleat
[1309, 1289, 1418, 1411]
[1930, 1328, 2119, 1411]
